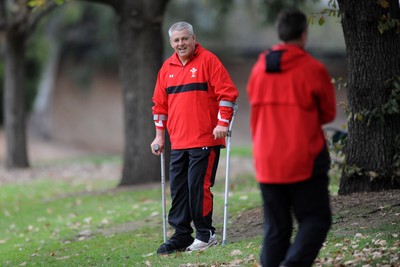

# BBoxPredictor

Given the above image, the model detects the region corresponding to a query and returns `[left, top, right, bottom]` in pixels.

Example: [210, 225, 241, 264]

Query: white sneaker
[186, 233, 218, 251]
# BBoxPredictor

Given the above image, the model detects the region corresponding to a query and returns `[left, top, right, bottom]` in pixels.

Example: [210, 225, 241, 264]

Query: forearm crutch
[153, 144, 167, 243]
[222, 103, 238, 246]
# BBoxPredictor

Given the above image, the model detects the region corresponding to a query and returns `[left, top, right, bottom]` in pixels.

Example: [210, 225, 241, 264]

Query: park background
[1, 1, 399, 266]
[0, 0, 347, 162]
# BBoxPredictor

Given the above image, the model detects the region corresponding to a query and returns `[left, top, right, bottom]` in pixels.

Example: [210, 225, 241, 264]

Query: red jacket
[247, 44, 336, 184]
[152, 44, 238, 149]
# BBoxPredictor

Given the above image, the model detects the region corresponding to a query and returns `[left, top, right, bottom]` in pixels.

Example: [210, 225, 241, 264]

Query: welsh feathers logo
[190, 67, 197, 78]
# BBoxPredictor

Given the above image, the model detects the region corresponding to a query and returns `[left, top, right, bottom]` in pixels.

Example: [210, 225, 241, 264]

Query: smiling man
[150, 22, 238, 255]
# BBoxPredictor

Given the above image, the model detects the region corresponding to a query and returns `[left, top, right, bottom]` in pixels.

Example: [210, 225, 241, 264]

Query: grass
[0, 153, 399, 266]
[221, 146, 253, 158]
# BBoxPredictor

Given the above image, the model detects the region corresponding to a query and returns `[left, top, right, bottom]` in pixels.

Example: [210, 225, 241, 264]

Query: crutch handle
[153, 144, 160, 152]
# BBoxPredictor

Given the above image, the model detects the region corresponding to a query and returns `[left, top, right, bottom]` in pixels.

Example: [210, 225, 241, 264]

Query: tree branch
[28, 0, 121, 34]
[27, 1, 61, 35]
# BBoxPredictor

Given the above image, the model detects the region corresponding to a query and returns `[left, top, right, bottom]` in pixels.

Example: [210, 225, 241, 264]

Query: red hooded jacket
[247, 44, 336, 184]
[152, 44, 238, 149]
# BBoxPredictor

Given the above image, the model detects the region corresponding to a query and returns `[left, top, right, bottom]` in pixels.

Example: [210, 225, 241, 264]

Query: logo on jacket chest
[190, 67, 197, 78]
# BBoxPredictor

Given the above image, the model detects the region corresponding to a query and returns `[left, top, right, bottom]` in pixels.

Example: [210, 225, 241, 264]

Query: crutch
[222, 103, 238, 246]
[153, 144, 167, 243]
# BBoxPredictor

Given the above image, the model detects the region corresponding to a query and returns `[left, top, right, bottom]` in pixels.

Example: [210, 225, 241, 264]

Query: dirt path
[0, 129, 97, 165]
[0, 125, 254, 184]
[229, 189, 400, 243]
[0, 129, 121, 184]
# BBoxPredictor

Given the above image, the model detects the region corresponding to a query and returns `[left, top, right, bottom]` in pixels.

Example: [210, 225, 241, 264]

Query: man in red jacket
[151, 21, 238, 255]
[247, 8, 336, 267]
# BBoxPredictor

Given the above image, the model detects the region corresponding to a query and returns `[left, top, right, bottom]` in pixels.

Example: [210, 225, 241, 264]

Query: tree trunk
[4, 29, 29, 168]
[117, 0, 170, 186]
[29, 23, 61, 140]
[338, 0, 400, 194]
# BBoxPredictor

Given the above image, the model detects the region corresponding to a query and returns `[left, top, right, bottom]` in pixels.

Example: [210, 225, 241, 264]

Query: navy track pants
[259, 173, 332, 267]
[168, 146, 220, 243]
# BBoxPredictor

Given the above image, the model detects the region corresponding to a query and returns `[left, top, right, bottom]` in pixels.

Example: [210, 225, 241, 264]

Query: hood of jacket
[265, 43, 308, 73]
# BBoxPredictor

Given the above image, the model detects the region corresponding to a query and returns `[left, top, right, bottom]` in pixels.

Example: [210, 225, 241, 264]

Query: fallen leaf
[354, 233, 363, 239]
[230, 249, 242, 256]
[83, 217, 92, 224]
[56, 256, 70, 260]
[228, 259, 243, 265]
[142, 252, 154, 257]
[245, 242, 253, 248]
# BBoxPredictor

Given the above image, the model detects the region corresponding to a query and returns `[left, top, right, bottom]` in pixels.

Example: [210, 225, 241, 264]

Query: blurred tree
[28, 14, 61, 140]
[77, 0, 170, 186]
[0, 0, 59, 168]
[336, 0, 400, 194]
[30, 2, 117, 139]
[0, 0, 168, 181]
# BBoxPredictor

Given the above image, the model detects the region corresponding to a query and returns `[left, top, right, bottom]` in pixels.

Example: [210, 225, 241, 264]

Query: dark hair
[276, 8, 307, 42]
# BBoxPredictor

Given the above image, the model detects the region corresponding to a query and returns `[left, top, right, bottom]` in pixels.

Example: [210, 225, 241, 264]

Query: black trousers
[259, 173, 332, 267]
[168, 146, 220, 243]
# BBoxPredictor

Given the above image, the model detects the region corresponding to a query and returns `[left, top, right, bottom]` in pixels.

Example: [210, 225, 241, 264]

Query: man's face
[169, 29, 196, 63]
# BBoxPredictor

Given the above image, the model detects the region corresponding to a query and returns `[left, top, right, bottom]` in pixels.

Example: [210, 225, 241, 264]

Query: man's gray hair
[168, 22, 194, 38]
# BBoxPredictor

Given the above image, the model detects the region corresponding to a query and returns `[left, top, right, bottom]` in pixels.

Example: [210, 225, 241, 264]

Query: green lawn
[0, 152, 398, 266]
